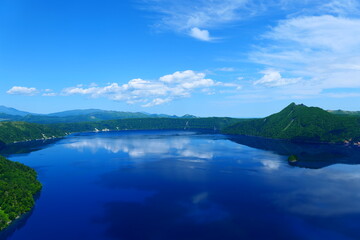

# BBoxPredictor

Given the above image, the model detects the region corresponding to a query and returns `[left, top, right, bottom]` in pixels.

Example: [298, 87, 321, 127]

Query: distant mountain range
[0, 106, 197, 124]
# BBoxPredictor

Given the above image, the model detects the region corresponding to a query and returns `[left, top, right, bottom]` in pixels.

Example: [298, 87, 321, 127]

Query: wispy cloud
[141, 0, 250, 41]
[140, 0, 360, 41]
[6, 86, 39, 96]
[216, 67, 236, 72]
[250, 13, 360, 96]
[319, 0, 360, 16]
[61, 70, 241, 107]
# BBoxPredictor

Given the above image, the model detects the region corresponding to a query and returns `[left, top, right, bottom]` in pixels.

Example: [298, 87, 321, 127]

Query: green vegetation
[0, 117, 243, 145]
[0, 121, 65, 145]
[2, 103, 360, 145]
[52, 117, 243, 133]
[224, 103, 360, 144]
[328, 110, 360, 116]
[0, 156, 41, 230]
[288, 155, 298, 162]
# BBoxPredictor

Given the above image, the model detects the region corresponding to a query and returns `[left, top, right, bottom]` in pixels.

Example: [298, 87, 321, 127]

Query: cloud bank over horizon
[7, 70, 241, 107]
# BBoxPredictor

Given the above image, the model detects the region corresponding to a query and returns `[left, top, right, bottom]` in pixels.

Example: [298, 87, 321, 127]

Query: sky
[1, 0, 360, 117]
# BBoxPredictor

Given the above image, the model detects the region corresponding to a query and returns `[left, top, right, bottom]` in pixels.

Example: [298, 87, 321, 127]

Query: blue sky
[1, 0, 360, 117]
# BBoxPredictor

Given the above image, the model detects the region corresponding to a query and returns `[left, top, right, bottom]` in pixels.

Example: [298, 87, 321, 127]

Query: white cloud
[6, 86, 39, 96]
[142, 98, 172, 107]
[42, 92, 57, 97]
[142, 0, 249, 40]
[61, 70, 240, 107]
[217, 67, 236, 72]
[254, 69, 300, 87]
[160, 70, 207, 83]
[189, 27, 211, 41]
[42, 89, 57, 96]
[250, 14, 360, 95]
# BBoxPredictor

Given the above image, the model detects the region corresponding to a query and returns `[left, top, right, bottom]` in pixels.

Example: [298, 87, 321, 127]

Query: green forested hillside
[0, 122, 65, 145]
[328, 110, 360, 116]
[52, 117, 242, 133]
[224, 103, 360, 143]
[0, 118, 243, 145]
[2, 104, 360, 145]
[0, 156, 42, 230]
[0, 113, 22, 122]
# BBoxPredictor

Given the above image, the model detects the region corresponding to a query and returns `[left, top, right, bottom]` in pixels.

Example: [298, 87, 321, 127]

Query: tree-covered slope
[0, 113, 22, 122]
[328, 110, 360, 116]
[0, 118, 243, 145]
[0, 156, 42, 230]
[224, 103, 360, 143]
[0, 122, 66, 145]
[52, 117, 243, 133]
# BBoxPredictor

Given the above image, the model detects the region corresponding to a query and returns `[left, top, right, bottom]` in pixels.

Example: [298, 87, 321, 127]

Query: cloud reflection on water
[64, 134, 215, 160]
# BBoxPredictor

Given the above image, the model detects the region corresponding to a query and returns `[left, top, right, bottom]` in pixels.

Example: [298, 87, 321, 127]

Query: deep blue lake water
[1, 130, 360, 240]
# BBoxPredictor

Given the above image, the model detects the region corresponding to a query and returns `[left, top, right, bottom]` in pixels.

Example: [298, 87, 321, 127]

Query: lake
[1, 130, 360, 240]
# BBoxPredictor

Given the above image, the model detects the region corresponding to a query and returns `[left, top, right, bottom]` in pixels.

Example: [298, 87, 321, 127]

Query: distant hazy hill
[0, 106, 197, 124]
[328, 110, 360, 116]
[47, 109, 106, 117]
[0, 106, 30, 117]
[224, 103, 360, 143]
[20, 111, 153, 124]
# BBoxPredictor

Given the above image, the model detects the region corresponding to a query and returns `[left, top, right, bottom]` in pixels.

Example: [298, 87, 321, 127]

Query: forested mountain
[0, 156, 42, 230]
[224, 103, 360, 144]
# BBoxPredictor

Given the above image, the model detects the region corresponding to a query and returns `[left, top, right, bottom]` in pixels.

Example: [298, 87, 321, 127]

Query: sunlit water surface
[1, 130, 360, 240]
